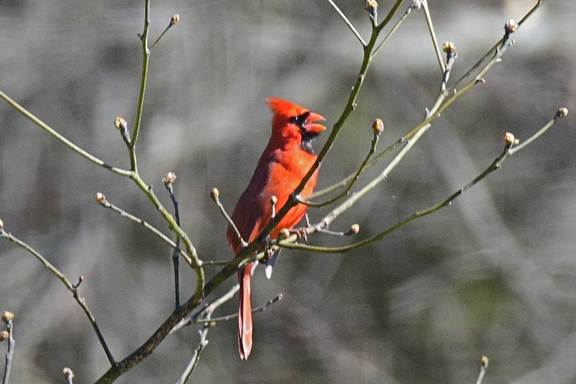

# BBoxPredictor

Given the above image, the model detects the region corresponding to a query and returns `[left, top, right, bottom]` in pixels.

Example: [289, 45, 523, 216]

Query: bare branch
[300, 122, 382, 207]
[279, 110, 566, 253]
[0, 90, 131, 177]
[372, 3, 415, 58]
[421, 0, 446, 74]
[1, 312, 15, 384]
[475, 356, 490, 384]
[0, 230, 116, 366]
[63, 367, 75, 384]
[151, 14, 180, 49]
[196, 293, 284, 324]
[210, 188, 247, 247]
[95, 192, 193, 268]
[326, 0, 366, 46]
[163, 172, 183, 309]
[129, 0, 151, 172]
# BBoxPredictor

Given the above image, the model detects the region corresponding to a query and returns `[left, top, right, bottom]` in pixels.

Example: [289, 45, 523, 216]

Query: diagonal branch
[0, 229, 116, 366]
[279, 109, 567, 253]
[95, 192, 193, 267]
[326, 0, 366, 46]
[300, 121, 382, 207]
[0, 90, 131, 177]
[421, 0, 446, 74]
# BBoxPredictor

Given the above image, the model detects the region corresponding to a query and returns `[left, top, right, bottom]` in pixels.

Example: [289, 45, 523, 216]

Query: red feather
[227, 97, 326, 359]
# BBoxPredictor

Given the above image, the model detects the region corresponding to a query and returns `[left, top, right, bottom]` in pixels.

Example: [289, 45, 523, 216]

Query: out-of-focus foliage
[0, 0, 575, 383]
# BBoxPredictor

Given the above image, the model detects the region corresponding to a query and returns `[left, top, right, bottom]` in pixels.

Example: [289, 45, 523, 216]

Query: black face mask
[289, 111, 319, 154]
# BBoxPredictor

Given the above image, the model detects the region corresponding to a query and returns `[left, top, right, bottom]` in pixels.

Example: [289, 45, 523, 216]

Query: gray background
[1, 0, 575, 383]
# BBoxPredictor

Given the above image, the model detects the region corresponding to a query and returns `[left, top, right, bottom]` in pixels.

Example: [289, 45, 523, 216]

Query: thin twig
[279, 110, 565, 253]
[326, 0, 366, 46]
[308, 138, 405, 199]
[63, 367, 75, 384]
[475, 356, 490, 384]
[372, 4, 414, 59]
[196, 293, 283, 323]
[379, 0, 405, 30]
[301, 127, 381, 207]
[175, 325, 209, 384]
[129, 0, 151, 171]
[421, 0, 446, 74]
[151, 14, 179, 49]
[0, 90, 131, 177]
[96, 193, 193, 267]
[0, 230, 116, 366]
[210, 188, 247, 247]
[202, 260, 230, 266]
[163, 175, 182, 309]
[130, 172, 205, 301]
[1, 314, 14, 384]
[174, 282, 242, 383]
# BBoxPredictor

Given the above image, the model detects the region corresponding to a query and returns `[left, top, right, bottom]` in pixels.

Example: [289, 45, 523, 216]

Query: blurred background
[1, 0, 575, 383]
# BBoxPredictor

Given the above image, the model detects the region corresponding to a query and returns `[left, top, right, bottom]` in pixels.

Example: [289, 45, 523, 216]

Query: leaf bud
[114, 116, 128, 131]
[504, 132, 519, 146]
[372, 118, 385, 135]
[210, 187, 220, 202]
[1, 311, 14, 322]
[348, 223, 360, 235]
[162, 172, 177, 186]
[170, 14, 180, 26]
[504, 19, 519, 34]
[557, 107, 568, 119]
[442, 41, 456, 55]
[95, 192, 107, 205]
[365, 0, 378, 19]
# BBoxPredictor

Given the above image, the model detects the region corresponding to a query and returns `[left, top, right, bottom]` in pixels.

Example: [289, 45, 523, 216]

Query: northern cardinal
[227, 97, 326, 359]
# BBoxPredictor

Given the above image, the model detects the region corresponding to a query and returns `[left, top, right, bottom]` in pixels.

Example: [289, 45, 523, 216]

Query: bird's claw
[290, 227, 308, 243]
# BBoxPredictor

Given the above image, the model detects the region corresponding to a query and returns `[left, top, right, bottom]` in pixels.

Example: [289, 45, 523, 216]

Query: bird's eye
[289, 111, 310, 128]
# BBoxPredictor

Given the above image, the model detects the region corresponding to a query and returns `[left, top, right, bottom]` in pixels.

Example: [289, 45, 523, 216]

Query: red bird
[227, 97, 326, 359]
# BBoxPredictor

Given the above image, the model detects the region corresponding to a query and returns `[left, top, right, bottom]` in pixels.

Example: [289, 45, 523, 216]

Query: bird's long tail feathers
[238, 263, 254, 359]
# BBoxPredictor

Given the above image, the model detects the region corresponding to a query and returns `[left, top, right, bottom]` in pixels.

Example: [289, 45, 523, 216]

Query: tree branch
[1, 312, 15, 384]
[325, 0, 366, 46]
[0, 230, 116, 366]
[95, 192, 193, 268]
[301, 120, 382, 207]
[279, 109, 567, 253]
[0, 90, 131, 177]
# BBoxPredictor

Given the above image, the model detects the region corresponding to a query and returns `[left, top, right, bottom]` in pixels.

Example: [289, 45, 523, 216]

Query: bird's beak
[303, 112, 327, 135]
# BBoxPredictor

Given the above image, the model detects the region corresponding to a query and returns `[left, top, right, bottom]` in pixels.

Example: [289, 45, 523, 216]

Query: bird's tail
[238, 263, 253, 359]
